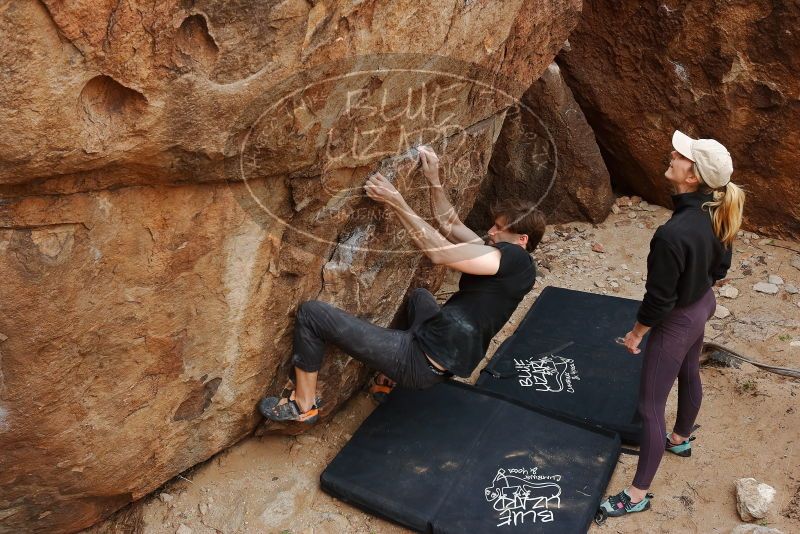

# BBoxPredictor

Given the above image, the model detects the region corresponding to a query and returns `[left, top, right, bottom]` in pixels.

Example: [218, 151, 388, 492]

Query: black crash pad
[321, 381, 620, 533]
[477, 286, 645, 444]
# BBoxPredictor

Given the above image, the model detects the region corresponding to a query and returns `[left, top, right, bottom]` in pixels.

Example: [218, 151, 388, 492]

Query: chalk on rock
[735, 478, 776, 521]
[714, 305, 731, 319]
[731, 524, 784, 534]
[719, 285, 740, 299]
[753, 282, 779, 295]
[767, 274, 784, 285]
[176, 525, 193, 534]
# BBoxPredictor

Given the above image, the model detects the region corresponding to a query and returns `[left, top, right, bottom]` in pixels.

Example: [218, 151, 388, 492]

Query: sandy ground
[88, 199, 800, 534]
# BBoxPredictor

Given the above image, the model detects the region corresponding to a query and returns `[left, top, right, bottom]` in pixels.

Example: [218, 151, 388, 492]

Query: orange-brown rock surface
[467, 62, 613, 230]
[558, 1, 800, 238]
[0, 1, 582, 532]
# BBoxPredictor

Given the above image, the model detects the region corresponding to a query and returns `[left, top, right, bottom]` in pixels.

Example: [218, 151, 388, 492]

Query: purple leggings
[633, 288, 716, 490]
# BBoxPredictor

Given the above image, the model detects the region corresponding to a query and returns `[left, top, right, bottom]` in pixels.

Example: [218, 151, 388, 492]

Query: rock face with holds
[0, 1, 582, 532]
[558, 0, 800, 238]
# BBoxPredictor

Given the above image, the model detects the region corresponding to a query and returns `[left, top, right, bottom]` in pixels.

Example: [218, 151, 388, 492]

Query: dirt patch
[87, 200, 800, 534]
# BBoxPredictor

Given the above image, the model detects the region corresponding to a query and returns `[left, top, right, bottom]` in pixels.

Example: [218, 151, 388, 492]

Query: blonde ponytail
[702, 182, 745, 247]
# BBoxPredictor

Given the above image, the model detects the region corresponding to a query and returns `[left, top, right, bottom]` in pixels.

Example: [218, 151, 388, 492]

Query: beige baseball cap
[672, 130, 733, 189]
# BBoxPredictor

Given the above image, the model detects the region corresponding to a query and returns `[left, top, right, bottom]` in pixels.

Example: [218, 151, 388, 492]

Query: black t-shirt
[413, 242, 536, 377]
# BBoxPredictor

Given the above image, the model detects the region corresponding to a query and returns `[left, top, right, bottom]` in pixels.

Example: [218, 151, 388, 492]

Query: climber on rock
[258, 145, 544, 423]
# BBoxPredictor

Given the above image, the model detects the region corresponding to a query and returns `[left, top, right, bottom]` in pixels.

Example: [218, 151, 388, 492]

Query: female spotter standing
[601, 130, 745, 517]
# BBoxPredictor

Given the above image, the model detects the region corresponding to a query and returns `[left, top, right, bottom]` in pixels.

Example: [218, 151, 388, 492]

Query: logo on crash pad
[514, 355, 580, 393]
[484, 467, 562, 527]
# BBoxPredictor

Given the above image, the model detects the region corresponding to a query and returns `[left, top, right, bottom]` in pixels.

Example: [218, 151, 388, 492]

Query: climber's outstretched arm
[365, 173, 501, 276]
[419, 146, 483, 245]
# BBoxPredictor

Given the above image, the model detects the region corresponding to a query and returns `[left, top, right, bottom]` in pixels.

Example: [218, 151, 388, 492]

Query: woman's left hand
[622, 330, 643, 355]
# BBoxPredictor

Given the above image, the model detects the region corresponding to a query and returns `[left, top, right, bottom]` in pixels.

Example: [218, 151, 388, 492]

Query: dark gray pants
[291, 288, 446, 390]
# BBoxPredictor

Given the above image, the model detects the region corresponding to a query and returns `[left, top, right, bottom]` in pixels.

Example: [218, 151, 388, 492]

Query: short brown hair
[490, 199, 546, 253]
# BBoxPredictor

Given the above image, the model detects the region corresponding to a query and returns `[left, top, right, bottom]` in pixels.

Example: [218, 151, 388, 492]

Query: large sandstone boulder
[559, 1, 800, 238]
[467, 61, 613, 231]
[0, 1, 582, 532]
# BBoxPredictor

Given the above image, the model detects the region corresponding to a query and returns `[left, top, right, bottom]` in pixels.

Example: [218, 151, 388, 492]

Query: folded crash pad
[321, 381, 620, 533]
[477, 286, 645, 443]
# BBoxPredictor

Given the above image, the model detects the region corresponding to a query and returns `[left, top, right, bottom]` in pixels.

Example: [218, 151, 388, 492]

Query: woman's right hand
[418, 145, 440, 185]
[622, 330, 643, 355]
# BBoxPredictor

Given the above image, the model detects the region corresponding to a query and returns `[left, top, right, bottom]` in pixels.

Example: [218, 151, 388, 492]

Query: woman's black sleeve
[637, 236, 683, 327]
[712, 245, 733, 281]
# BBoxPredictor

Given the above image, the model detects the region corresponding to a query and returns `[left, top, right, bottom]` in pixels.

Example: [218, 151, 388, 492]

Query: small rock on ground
[736, 478, 776, 521]
[719, 285, 740, 299]
[714, 305, 731, 319]
[753, 282, 779, 295]
[784, 284, 798, 294]
[731, 525, 784, 534]
[768, 274, 784, 285]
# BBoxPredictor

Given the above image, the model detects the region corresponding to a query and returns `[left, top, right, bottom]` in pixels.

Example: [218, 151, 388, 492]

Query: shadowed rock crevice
[79, 75, 148, 148]
[467, 63, 613, 230]
[34, 0, 85, 58]
[173, 377, 223, 421]
[175, 13, 219, 74]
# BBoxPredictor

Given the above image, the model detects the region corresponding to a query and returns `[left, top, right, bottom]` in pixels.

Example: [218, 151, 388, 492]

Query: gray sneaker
[258, 391, 321, 424]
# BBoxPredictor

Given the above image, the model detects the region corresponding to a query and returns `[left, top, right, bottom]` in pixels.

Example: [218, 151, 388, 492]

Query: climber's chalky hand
[418, 146, 440, 184]
[365, 172, 403, 206]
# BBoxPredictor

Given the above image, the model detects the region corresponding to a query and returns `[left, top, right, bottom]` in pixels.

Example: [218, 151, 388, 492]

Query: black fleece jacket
[637, 191, 732, 327]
